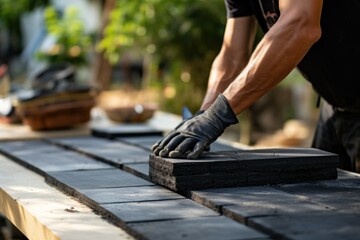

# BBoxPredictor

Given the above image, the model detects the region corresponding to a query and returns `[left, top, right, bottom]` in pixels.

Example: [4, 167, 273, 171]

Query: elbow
[294, 14, 322, 46]
[278, 11, 322, 47]
[302, 25, 322, 45]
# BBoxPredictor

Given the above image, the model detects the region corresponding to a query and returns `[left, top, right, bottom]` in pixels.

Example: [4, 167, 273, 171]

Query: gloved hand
[152, 108, 204, 156]
[152, 94, 238, 159]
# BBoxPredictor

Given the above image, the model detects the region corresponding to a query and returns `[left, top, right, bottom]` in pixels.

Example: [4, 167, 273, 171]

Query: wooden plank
[128, 216, 269, 240]
[100, 199, 219, 224]
[0, 155, 133, 240]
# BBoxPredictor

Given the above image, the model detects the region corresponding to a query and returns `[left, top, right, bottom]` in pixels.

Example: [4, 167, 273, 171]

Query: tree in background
[35, 6, 93, 66]
[0, 0, 50, 64]
[97, 0, 226, 114]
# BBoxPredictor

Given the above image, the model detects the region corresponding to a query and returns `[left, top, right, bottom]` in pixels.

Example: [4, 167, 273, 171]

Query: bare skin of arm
[206, 0, 323, 114]
[200, 16, 257, 110]
[223, 0, 323, 113]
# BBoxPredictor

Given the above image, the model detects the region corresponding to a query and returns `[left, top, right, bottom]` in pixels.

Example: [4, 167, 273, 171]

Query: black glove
[152, 109, 204, 156]
[152, 94, 238, 159]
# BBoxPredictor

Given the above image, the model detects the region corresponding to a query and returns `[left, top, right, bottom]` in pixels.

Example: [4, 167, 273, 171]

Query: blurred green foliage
[0, 0, 50, 27]
[97, 0, 226, 114]
[36, 6, 93, 66]
[0, 0, 50, 58]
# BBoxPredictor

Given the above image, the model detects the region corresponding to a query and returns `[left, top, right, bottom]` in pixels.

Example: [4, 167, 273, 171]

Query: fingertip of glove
[159, 148, 169, 157]
[153, 147, 162, 156]
[169, 151, 182, 158]
[187, 152, 201, 159]
[151, 144, 158, 152]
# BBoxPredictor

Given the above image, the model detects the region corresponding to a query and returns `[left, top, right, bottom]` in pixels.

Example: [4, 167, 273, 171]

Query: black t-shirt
[225, 0, 360, 110]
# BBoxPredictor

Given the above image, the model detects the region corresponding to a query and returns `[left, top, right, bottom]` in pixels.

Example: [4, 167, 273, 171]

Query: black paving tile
[49, 137, 151, 165]
[248, 212, 360, 240]
[0, 140, 63, 155]
[101, 199, 219, 223]
[46, 169, 153, 190]
[129, 216, 268, 240]
[12, 151, 112, 173]
[79, 186, 183, 204]
[123, 163, 150, 180]
[91, 124, 163, 138]
[116, 135, 162, 150]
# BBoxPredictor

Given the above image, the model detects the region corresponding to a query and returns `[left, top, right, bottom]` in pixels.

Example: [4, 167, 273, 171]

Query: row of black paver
[48, 132, 360, 240]
[97, 124, 339, 190]
[0, 139, 268, 240]
[189, 170, 360, 240]
[3, 130, 360, 240]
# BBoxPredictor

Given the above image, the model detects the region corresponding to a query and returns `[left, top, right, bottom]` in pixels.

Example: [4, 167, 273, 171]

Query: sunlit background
[0, 0, 320, 147]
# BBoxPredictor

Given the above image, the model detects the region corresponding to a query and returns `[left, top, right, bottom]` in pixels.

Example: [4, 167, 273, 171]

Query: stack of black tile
[149, 148, 339, 191]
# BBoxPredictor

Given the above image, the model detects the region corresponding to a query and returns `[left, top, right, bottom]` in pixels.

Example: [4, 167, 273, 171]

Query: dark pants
[312, 101, 360, 172]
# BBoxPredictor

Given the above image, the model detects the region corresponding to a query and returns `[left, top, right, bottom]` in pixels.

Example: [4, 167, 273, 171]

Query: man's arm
[223, 0, 323, 113]
[152, 0, 324, 159]
[200, 16, 257, 110]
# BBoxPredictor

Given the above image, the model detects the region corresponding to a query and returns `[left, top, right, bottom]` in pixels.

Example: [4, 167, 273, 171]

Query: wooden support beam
[0, 155, 133, 240]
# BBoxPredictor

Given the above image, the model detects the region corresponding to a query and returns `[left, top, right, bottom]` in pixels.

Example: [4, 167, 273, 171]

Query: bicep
[279, 0, 323, 27]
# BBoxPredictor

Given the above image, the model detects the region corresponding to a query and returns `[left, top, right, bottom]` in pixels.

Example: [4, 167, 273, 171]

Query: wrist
[207, 94, 239, 127]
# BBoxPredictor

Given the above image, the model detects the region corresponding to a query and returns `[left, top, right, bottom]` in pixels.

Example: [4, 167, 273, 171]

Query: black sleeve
[224, 0, 253, 18]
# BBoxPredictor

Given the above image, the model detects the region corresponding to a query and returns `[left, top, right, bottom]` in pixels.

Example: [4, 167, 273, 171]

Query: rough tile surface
[79, 186, 184, 204]
[46, 169, 153, 190]
[249, 212, 360, 240]
[123, 163, 150, 180]
[91, 124, 163, 138]
[116, 136, 163, 150]
[3, 134, 358, 240]
[0, 140, 63, 155]
[49, 137, 151, 165]
[150, 148, 339, 190]
[101, 199, 219, 223]
[129, 216, 268, 240]
[12, 152, 112, 173]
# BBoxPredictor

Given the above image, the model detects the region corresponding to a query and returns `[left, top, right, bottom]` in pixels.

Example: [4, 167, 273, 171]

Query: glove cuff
[209, 94, 239, 127]
[194, 110, 205, 116]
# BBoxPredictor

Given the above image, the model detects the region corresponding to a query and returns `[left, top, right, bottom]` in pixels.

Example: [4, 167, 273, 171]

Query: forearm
[201, 53, 248, 110]
[201, 17, 256, 110]
[223, 11, 321, 114]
